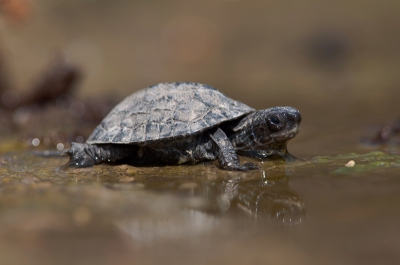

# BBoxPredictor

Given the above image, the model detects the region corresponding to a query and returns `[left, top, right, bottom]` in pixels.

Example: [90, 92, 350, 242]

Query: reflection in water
[238, 174, 305, 224]
[116, 171, 305, 243]
[216, 172, 306, 225]
[115, 210, 218, 243]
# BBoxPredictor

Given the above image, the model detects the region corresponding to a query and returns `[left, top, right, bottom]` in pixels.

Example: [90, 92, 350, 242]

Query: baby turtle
[65, 82, 301, 170]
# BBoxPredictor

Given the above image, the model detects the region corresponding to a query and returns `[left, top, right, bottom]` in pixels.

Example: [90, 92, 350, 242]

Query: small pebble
[345, 160, 355, 167]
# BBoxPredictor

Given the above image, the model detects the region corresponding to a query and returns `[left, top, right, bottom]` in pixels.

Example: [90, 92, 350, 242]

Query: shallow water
[1, 138, 400, 265]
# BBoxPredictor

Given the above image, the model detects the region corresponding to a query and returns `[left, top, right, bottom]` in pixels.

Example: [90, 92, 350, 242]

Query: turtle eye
[270, 117, 280, 125]
[267, 116, 282, 132]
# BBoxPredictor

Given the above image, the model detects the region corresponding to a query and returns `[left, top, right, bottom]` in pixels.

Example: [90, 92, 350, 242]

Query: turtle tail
[31, 150, 64, 157]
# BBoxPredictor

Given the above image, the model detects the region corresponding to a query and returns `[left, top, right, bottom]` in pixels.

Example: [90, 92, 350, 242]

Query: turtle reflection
[214, 172, 305, 225]
[115, 171, 305, 243]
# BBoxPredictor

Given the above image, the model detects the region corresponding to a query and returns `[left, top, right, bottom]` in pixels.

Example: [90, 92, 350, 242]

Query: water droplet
[75, 135, 84, 143]
[32, 138, 40, 146]
[57, 143, 64, 150]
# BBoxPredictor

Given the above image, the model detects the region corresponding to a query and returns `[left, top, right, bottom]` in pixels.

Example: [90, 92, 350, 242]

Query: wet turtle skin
[66, 82, 302, 171]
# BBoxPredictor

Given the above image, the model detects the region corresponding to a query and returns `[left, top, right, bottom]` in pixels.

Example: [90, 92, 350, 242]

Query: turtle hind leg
[63, 142, 138, 168]
[63, 142, 100, 167]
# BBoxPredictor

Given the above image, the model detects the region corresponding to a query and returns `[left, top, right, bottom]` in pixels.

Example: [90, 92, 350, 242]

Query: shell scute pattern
[159, 123, 172, 138]
[87, 82, 255, 144]
[171, 122, 188, 138]
[106, 126, 121, 142]
[189, 119, 209, 134]
[145, 123, 160, 141]
[117, 127, 133, 143]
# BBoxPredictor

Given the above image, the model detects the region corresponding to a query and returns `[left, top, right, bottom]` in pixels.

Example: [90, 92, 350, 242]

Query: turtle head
[259, 106, 301, 141]
[232, 106, 301, 159]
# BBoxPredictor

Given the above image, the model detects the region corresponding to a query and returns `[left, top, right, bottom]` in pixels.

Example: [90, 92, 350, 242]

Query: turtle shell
[86, 82, 255, 144]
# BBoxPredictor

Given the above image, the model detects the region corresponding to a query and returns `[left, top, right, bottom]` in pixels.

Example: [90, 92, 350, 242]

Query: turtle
[65, 82, 301, 171]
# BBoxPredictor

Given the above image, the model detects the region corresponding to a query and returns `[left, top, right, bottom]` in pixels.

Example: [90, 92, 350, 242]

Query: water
[0, 140, 399, 265]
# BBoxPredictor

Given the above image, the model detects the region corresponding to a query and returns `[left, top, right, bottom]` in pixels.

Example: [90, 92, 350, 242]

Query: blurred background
[0, 0, 399, 154]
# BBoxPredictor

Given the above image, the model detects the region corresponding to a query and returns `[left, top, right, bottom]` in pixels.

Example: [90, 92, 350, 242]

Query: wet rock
[0, 48, 117, 151]
[363, 118, 400, 145]
[20, 53, 82, 107]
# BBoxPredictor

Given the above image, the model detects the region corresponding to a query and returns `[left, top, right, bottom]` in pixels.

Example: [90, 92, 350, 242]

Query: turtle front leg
[209, 128, 259, 171]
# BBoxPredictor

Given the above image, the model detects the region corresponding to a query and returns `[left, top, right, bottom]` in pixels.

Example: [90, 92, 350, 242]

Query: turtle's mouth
[271, 125, 300, 141]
